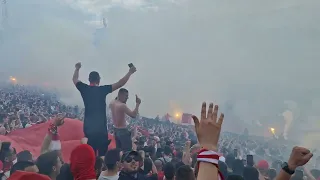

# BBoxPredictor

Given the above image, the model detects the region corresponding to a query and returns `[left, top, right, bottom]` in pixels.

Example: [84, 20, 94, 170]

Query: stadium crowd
[0, 83, 317, 180]
[0, 84, 81, 134]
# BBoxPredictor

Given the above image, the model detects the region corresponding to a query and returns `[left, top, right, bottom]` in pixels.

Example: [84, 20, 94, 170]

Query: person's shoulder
[76, 81, 87, 86]
[115, 101, 127, 109]
[75, 81, 89, 90]
[109, 100, 116, 105]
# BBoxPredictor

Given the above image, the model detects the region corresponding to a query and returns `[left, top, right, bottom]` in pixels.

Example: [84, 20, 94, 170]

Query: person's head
[268, 168, 277, 180]
[154, 160, 163, 171]
[56, 163, 73, 180]
[163, 146, 172, 157]
[36, 151, 62, 178]
[104, 148, 121, 171]
[143, 158, 153, 175]
[256, 160, 269, 175]
[225, 154, 235, 169]
[70, 144, 96, 180]
[218, 160, 229, 180]
[95, 157, 104, 179]
[227, 174, 244, 180]
[88, 71, 100, 85]
[117, 88, 129, 103]
[10, 161, 38, 175]
[175, 161, 185, 171]
[17, 150, 33, 162]
[2, 150, 14, 163]
[176, 165, 195, 180]
[232, 159, 244, 176]
[121, 151, 142, 174]
[243, 166, 259, 180]
[8, 171, 51, 180]
[163, 162, 175, 180]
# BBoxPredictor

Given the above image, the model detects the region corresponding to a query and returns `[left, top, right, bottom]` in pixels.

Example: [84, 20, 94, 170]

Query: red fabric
[3, 162, 12, 172]
[0, 119, 116, 163]
[157, 171, 164, 180]
[70, 144, 96, 180]
[197, 149, 224, 180]
[137, 126, 149, 136]
[8, 171, 50, 180]
[0, 160, 3, 171]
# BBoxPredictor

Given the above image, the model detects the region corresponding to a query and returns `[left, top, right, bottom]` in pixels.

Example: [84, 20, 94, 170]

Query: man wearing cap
[73, 62, 136, 157]
[119, 151, 148, 180]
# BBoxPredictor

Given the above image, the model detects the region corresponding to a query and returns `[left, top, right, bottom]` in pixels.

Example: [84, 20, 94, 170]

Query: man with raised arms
[72, 62, 136, 156]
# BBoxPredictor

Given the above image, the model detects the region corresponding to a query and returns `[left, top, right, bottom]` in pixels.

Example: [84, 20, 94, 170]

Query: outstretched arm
[123, 103, 140, 118]
[111, 65, 136, 92]
[72, 62, 81, 85]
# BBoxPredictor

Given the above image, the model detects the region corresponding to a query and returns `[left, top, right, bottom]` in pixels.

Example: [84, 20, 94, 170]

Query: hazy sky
[0, 0, 320, 135]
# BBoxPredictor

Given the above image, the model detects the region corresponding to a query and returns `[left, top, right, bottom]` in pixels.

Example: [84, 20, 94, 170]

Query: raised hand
[192, 103, 224, 151]
[136, 95, 141, 104]
[53, 113, 66, 127]
[288, 146, 313, 169]
[75, 62, 81, 70]
[129, 66, 137, 74]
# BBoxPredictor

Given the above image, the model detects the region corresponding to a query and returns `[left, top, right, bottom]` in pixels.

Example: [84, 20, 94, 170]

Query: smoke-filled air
[1, 0, 320, 147]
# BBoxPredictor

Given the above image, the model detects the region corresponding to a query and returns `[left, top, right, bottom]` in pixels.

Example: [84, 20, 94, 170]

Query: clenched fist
[75, 62, 81, 70]
[288, 146, 313, 170]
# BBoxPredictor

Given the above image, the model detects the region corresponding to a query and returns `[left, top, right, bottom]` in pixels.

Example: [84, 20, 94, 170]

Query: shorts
[85, 132, 110, 157]
[114, 128, 132, 152]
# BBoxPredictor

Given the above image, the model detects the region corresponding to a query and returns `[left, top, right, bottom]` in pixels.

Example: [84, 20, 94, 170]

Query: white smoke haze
[1, 0, 320, 142]
[282, 110, 293, 140]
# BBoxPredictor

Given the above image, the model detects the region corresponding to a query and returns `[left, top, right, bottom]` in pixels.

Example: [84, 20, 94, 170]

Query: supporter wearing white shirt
[99, 149, 121, 180]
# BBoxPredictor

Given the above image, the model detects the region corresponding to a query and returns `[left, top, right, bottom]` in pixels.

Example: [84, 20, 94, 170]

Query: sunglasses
[125, 156, 140, 163]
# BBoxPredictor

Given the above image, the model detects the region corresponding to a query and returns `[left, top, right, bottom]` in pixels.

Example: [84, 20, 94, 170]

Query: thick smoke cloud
[1, 0, 320, 139]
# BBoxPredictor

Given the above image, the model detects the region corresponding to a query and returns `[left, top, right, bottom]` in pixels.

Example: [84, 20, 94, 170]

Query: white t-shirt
[98, 174, 119, 180]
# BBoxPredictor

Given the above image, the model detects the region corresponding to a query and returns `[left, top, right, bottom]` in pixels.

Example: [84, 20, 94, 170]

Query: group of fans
[0, 63, 317, 180]
[0, 84, 81, 134]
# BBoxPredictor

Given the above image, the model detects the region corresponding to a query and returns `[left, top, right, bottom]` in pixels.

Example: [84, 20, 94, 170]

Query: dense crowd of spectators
[0, 84, 81, 133]
[0, 83, 317, 180]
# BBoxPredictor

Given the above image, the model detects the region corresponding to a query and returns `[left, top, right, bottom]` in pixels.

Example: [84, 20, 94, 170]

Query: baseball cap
[121, 151, 142, 162]
[257, 160, 269, 169]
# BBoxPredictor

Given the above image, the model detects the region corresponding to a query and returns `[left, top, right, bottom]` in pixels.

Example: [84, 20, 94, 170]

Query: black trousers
[114, 128, 132, 152]
[85, 132, 110, 156]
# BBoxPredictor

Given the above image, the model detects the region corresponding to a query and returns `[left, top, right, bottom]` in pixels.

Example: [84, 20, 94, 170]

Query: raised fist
[288, 146, 313, 170]
[75, 62, 81, 70]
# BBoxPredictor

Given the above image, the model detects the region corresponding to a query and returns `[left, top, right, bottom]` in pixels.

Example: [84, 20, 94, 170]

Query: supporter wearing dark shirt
[76, 82, 112, 135]
[72, 62, 136, 156]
